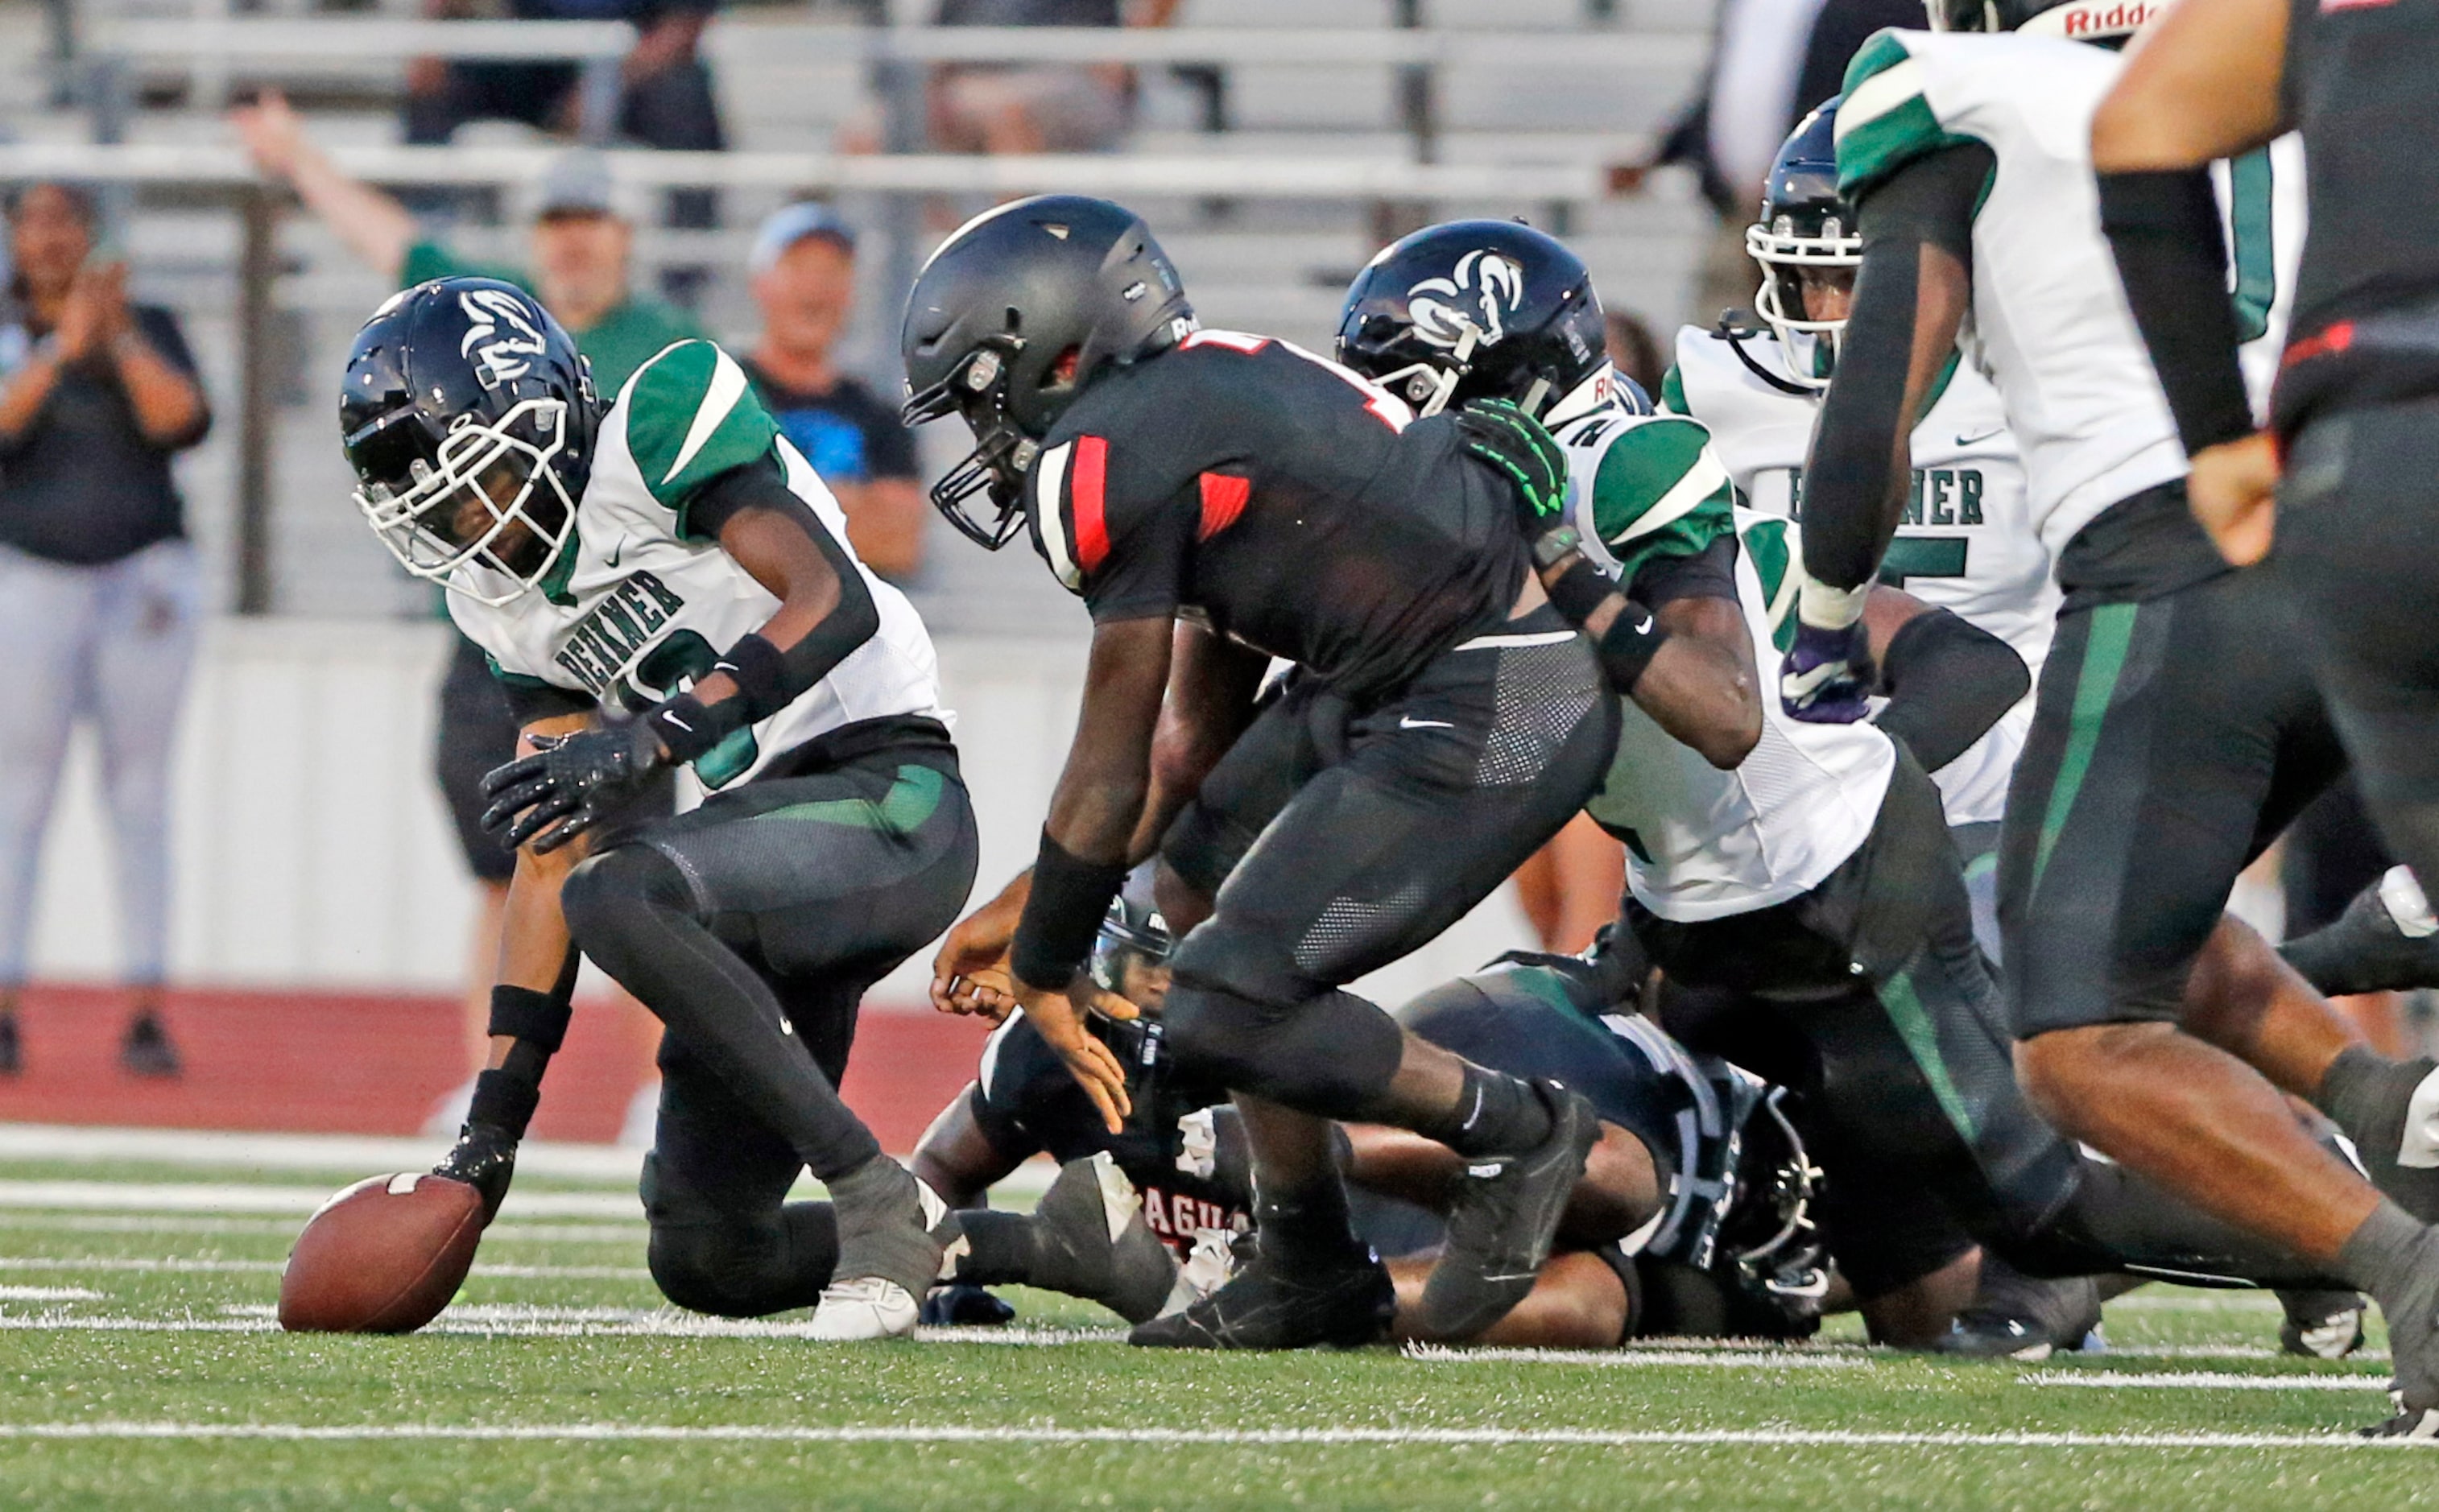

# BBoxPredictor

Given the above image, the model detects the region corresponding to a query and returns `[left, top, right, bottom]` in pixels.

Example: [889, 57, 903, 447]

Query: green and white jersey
[1554, 399, 1895, 923]
[1834, 30, 2304, 560]
[446, 340, 945, 790]
[1665, 325, 2053, 827]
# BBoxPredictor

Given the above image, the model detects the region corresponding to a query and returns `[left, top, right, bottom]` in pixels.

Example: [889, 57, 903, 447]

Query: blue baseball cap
[750, 202, 859, 272]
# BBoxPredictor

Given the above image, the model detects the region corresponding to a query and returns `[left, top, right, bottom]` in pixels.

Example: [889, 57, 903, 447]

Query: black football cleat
[1128, 1241, 1392, 1350]
[119, 1009, 180, 1079]
[1413, 1079, 1598, 1341]
[0, 1008, 19, 1076]
[919, 1283, 1015, 1328]
[433, 1122, 519, 1222]
[1933, 1257, 2102, 1361]
[2276, 1288, 2367, 1360]
[1029, 1153, 1180, 1325]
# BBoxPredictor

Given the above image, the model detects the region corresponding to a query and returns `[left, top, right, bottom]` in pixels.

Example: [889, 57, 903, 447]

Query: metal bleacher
[0, 0, 1721, 627]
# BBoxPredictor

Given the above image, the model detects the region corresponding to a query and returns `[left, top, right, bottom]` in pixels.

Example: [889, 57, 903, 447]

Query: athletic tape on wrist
[1797, 576, 1871, 630]
[1011, 830, 1130, 990]
[488, 984, 573, 1054]
[646, 692, 739, 765]
[1540, 553, 1613, 626]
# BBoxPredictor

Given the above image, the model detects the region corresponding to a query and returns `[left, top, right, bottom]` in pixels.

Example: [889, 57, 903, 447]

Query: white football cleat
[808, 1274, 922, 1341]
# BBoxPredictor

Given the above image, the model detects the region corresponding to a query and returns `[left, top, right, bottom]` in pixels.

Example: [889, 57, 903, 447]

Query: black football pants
[1157, 607, 1619, 1121]
[1642, 752, 2343, 1299]
[2279, 395, 2439, 911]
[558, 722, 978, 1317]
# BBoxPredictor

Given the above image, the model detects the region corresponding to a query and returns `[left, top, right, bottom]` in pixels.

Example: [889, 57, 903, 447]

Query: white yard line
[0, 1257, 651, 1280]
[0, 1181, 640, 1220]
[0, 1215, 642, 1241]
[0, 1286, 99, 1302]
[1408, 1344, 1868, 1370]
[0, 1304, 1123, 1341]
[2027, 1371, 2392, 1392]
[0, 1421, 2424, 1450]
[0, 1125, 643, 1182]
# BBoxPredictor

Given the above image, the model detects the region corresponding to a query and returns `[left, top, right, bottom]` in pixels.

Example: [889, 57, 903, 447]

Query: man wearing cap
[232, 90, 701, 394]
[742, 204, 924, 582]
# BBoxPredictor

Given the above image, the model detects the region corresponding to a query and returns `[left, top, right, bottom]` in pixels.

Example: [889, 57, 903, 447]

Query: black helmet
[1089, 876, 1173, 1006]
[1746, 100, 1858, 390]
[339, 277, 597, 605]
[1334, 219, 1608, 420]
[899, 195, 1195, 552]
[1924, 0, 2161, 40]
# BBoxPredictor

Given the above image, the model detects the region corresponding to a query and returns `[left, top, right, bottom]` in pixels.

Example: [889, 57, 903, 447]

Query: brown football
[278, 1172, 485, 1333]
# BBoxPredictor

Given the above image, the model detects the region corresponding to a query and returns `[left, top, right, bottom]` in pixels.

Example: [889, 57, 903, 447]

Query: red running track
[0, 983, 990, 1153]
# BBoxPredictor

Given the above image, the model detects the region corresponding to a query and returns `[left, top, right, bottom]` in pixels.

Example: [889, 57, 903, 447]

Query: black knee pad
[1162, 974, 1402, 1121]
[560, 845, 692, 962]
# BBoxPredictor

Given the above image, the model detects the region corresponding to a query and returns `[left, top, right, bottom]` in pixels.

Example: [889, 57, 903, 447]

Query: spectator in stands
[739, 203, 924, 581]
[234, 93, 702, 394]
[0, 182, 210, 1078]
[403, 0, 724, 160]
[912, 0, 1180, 155]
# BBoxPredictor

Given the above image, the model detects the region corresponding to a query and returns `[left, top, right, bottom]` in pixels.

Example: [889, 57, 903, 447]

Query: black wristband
[2095, 167, 2257, 455]
[467, 1066, 542, 1141]
[712, 633, 789, 722]
[1594, 600, 1672, 693]
[1541, 553, 1614, 628]
[645, 692, 743, 765]
[487, 984, 573, 1054]
[1010, 832, 1130, 991]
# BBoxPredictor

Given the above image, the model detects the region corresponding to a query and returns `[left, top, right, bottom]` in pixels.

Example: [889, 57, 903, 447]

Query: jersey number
[622, 630, 759, 789]
[1179, 328, 1416, 432]
[1877, 536, 1969, 588]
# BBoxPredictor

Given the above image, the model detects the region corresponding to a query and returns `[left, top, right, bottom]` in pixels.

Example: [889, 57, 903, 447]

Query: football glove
[1455, 399, 1569, 535]
[1780, 618, 1877, 725]
[434, 1121, 519, 1222]
[479, 720, 663, 854]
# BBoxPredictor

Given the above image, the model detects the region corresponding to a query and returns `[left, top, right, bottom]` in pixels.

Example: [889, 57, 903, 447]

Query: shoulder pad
[1835, 30, 1980, 202]
[619, 341, 780, 517]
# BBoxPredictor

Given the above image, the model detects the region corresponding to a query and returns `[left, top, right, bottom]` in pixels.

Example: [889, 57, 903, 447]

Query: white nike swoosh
[1399, 717, 1456, 730]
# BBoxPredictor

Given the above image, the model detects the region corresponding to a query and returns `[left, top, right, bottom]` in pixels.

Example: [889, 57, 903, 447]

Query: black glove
[919, 1283, 1016, 1327]
[479, 719, 663, 854]
[1454, 398, 1570, 537]
[434, 1122, 519, 1222]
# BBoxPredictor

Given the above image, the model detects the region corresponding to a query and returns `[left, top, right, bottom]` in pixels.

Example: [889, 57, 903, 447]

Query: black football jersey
[1028, 332, 1529, 699]
[969, 1010, 1249, 1251]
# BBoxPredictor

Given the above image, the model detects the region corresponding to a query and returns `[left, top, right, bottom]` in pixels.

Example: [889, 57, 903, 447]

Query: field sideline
[0, 1128, 2433, 1509]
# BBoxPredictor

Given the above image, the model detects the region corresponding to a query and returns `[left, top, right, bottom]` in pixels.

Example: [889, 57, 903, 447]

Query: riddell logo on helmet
[2039, 0, 2169, 35]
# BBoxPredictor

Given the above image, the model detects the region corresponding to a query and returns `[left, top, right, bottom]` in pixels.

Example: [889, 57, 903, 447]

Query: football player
[337, 278, 977, 1342]
[1338, 220, 2380, 1355]
[1664, 103, 2052, 955]
[918, 890, 1826, 1348]
[1780, 0, 2439, 1432]
[901, 193, 1681, 1350]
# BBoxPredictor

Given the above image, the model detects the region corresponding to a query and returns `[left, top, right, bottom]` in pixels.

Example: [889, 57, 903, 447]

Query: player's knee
[1160, 976, 1288, 1089]
[1164, 973, 1402, 1118]
[647, 1224, 775, 1319]
[560, 845, 688, 960]
[2013, 1022, 2154, 1133]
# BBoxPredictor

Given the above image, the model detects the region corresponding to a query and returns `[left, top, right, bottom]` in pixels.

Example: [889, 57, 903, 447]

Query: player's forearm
[2095, 167, 2256, 457]
[286, 143, 415, 282]
[495, 844, 580, 996]
[1130, 623, 1265, 862]
[2090, 0, 2288, 171]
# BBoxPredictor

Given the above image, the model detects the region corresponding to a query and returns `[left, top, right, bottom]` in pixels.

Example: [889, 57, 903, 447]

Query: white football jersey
[448, 340, 946, 790]
[1552, 393, 1895, 922]
[1834, 30, 2304, 559]
[1668, 326, 2053, 826]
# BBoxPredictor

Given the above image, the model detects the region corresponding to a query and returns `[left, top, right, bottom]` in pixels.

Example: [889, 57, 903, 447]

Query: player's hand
[1780, 618, 1876, 724]
[1007, 973, 1138, 1135]
[433, 1122, 518, 1223]
[478, 720, 663, 854]
[1455, 399, 1569, 536]
[931, 871, 1030, 1015]
[2186, 432, 2280, 568]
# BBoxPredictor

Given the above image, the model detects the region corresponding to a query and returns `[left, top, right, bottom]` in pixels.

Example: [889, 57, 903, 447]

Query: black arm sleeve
[498, 675, 596, 726]
[688, 453, 882, 720]
[1801, 141, 1991, 593]
[2096, 168, 2256, 455]
[1627, 533, 1739, 609]
[1872, 607, 2029, 774]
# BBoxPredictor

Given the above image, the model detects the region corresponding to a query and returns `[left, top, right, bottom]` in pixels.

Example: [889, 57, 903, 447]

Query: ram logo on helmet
[1405, 250, 1527, 350]
[458, 287, 548, 389]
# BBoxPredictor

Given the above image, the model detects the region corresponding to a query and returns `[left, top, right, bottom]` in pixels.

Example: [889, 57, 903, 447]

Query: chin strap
[1718, 317, 1820, 399]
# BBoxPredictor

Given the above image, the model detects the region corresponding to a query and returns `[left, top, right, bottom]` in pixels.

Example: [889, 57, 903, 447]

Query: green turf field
[0, 1140, 2433, 1510]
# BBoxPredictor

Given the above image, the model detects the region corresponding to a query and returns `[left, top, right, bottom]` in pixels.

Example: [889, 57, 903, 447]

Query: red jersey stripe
[1197, 471, 1251, 540]
[1071, 435, 1111, 573]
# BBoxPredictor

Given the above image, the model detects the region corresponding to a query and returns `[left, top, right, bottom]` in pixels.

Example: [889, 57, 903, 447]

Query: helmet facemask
[900, 337, 1040, 552]
[1747, 211, 1861, 391]
[1722, 1086, 1829, 1313]
[352, 395, 578, 606]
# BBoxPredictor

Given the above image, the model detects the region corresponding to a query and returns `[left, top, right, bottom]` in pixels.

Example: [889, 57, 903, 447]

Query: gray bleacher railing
[0, 140, 1631, 614]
